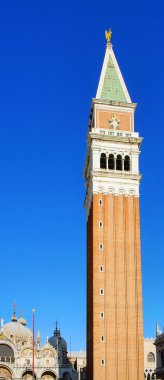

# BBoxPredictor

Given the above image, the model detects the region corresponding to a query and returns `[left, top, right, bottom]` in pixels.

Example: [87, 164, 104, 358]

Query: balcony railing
[94, 128, 139, 138]
[0, 356, 15, 364]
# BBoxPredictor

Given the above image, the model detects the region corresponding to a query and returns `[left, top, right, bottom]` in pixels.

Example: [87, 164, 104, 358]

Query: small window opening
[147, 352, 155, 363]
[124, 155, 130, 171]
[100, 153, 106, 169]
[99, 221, 103, 227]
[116, 155, 122, 170]
[108, 154, 114, 170]
[99, 199, 103, 205]
[99, 244, 103, 250]
[100, 312, 104, 318]
[100, 289, 104, 295]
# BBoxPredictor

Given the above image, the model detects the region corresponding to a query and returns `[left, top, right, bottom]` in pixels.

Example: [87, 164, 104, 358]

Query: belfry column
[84, 31, 144, 380]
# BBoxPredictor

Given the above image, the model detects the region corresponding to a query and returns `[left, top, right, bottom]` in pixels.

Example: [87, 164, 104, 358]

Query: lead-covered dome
[49, 328, 67, 352]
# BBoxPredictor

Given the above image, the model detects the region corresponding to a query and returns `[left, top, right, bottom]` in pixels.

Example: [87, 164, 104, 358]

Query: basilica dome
[49, 328, 67, 352]
[3, 319, 32, 342]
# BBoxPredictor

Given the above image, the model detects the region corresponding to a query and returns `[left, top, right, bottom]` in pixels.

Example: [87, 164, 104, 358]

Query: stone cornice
[92, 98, 137, 110]
[88, 131, 143, 145]
[90, 169, 142, 181]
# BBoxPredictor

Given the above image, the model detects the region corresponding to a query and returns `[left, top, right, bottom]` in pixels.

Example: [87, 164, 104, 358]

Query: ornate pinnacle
[105, 29, 112, 43]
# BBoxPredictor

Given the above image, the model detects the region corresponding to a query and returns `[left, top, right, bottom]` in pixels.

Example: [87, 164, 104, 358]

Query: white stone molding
[108, 186, 115, 194]
[85, 176, 140, 218]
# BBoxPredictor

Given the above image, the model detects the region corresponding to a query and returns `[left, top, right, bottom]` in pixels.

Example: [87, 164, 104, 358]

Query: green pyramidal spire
[96, 41, 131, 103]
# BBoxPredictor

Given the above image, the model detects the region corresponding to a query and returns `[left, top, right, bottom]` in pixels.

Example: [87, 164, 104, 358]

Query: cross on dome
[11, 299, 17, 322]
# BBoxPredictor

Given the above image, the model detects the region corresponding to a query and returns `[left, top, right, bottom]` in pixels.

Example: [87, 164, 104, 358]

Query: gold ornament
[105, 29, 112, 43]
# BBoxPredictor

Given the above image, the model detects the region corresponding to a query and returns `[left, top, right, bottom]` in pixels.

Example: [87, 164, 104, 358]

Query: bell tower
[84, 32, 144, 380]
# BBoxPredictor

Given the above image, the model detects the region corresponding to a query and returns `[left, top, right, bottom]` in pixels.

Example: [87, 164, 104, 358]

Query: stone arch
[147, 352, 155, 363]
[0, 366, 12, 379]
[124, 155, 130, 171]
[116, 154, 122, 171]
[63, 373, 71, 380]
[98, 186, 105, 193]
[41, 371, 57, 380]
[108, 154, 114, 169]
[108, 186, 115, 194]
[0, 344, 15, 364]
[20, 347, 33, 358]
[118, 187, 126, 195]
[128, 188, 135, 196]
[100, 153, 106, 169]
[22, 370, 36, 380]
[40, 348, 55, 358]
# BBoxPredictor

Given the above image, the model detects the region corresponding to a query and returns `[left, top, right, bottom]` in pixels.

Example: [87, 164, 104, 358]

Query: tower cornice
[92, 98, 137, 110]
[88, 132, 143, 145]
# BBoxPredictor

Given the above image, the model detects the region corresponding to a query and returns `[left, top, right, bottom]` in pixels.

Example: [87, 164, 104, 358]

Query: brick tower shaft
[84, 36, 144, 380]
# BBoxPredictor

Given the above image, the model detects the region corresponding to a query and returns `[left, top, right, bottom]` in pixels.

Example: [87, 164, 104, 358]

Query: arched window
[0, 344, 15, 364]
[108, 154, 114, 170]
[124, 155, 130, 171]
[152, 374, 155, 379]
[147, 374, 150, 380]
[147, 352, 155, 362]
[100, 153, 106, 169]
[116, 155, 122, 171]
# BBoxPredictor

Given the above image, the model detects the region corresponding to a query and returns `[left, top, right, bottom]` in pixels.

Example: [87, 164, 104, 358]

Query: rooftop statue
[105, 28, 112, 43]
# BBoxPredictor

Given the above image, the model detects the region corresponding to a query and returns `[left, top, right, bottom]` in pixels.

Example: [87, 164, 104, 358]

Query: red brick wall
[87, 194, 144, 380]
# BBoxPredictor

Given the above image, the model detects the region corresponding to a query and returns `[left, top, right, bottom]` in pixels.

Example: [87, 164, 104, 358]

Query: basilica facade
[0, 312, 76, 380]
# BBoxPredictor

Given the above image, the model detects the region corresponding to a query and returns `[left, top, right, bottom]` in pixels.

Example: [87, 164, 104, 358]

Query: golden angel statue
[105, 29, 112, 43]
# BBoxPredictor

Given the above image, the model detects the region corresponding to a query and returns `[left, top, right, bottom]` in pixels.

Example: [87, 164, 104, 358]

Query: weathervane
[105, 29, 112, 43]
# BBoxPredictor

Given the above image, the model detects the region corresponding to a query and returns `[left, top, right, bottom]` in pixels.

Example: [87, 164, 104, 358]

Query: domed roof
[18, 316, 27, 326]
[11, 312, 17, 322]
[3, 321, 32, 341]
[49, 329, 67, 352]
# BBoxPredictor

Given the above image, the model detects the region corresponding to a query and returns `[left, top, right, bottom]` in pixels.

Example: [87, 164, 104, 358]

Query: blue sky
[0, 0, 164, 349]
